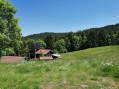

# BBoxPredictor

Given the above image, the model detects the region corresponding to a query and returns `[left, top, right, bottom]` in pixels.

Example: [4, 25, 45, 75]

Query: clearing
[0, 46, 119, 89]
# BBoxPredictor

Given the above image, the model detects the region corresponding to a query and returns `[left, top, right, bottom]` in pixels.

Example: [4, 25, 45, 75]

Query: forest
[0, 0, 119, 59]
[23, 24, 119, 58]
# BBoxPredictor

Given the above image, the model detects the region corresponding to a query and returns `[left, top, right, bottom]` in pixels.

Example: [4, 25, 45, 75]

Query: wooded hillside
[24, 24, 119, 40]
[23, 23, 119, 58]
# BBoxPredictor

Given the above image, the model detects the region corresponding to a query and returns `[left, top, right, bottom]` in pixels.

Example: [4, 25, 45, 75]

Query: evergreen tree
[44, 35, 54, 49]
[86, 30, 98, 48]
[98, 29, 108, 46]
[80, 34, 87, 49]
[67, 32, 74, 51]
[116, 33, 119, 45]
[106, 35, 112, 45]
[109, 32, 116, 45]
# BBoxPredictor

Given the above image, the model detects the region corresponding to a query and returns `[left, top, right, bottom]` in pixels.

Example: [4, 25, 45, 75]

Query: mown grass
[0, 46, 119, 89]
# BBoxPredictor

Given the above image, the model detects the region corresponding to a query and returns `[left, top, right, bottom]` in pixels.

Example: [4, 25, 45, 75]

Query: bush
[101, 65, 112, 72]
[60, 49, 67, 53]
[53, 49, 58, 54]
[40, 52, 44, 57]
[99, 65, 112, 77]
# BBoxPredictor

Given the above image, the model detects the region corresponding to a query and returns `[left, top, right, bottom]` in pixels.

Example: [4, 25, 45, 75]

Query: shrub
[99, 65, 112, 77]
[40, 52, 44, 57]
[53, 49, 58, 54]
[101, 65, 111, 72]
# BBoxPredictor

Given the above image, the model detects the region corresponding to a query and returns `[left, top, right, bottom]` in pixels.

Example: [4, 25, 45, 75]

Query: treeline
[23, 32, 67, 41]
[24, 24, 119, 49]
[25, 24, 119, 58]
[24, 24, 119, 40]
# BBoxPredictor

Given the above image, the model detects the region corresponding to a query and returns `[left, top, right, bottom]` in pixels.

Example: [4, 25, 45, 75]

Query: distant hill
[23, 32, 67, 40]
[85, 23, 119, 32]
[23, 23, 119, 40]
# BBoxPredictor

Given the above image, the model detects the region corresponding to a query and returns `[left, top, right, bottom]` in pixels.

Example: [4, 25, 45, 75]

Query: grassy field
[0, 46, 119, 89]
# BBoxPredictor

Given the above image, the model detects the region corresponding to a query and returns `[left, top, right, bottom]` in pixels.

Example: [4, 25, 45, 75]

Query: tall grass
[0, 46, 119, 89]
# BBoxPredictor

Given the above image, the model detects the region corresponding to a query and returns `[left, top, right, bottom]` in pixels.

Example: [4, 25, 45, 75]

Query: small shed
[0, 56, 26, 63]
[35, 49, 53, 57]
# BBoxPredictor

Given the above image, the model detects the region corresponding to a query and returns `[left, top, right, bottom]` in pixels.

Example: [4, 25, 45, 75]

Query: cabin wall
[45, 51, 53, 57]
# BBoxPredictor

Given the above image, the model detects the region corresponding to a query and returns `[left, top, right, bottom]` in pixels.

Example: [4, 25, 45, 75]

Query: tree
[116, 33, 119, 45]
[80, 33, 87, 49]
[3, 48, 15, 56]
[25, 38, 35, 46]
[106, 35, 112, 46]
[19, 41, 29, 59]
[66, 32, 74, 51]
[54, 39, 67, 53]
[65, 37, 71, 51]
[26, 39, 41, 58]
[36, 39, 46, 49]
[0, 33, 11, 56]
[65, 33, 81, 51]
[72, 36, 79, 51]
[86, 30, 98, 48]
[44, 35, 54, 49]
[109, 32, 116, 45]
[98, 29, 108, 46]
[0, 0, 22, 56]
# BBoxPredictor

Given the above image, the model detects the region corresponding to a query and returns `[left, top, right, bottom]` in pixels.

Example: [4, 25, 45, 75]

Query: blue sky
[8, 0, 119, 36]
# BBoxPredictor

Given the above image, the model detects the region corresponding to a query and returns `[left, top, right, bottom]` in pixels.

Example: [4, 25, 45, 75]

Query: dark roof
[36, 49, 52, 54]
[0, 56, 25, 63]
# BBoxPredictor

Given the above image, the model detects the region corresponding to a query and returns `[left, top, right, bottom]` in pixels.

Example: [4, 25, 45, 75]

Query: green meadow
[0, 46, 119, 89]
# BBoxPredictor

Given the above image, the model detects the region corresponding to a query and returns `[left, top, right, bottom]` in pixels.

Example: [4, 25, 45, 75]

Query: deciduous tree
[54, 39, 67, 53]
[0, 0, 22, 56]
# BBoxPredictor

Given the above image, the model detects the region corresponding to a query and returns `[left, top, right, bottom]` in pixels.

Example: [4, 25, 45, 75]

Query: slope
[0, 46, 119, 89]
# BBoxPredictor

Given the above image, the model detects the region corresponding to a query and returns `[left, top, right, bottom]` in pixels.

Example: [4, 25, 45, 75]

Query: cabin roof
[36, 49, 52, 54]
[0, 56, 25, 63]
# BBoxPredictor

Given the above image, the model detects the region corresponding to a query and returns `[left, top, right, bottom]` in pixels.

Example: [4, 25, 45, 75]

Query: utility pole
[35, 48, 36, 58]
